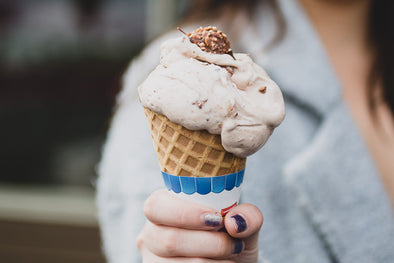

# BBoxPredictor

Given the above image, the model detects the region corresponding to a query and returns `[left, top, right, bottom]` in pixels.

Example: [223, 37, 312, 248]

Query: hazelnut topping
[178, 26, 234, 58]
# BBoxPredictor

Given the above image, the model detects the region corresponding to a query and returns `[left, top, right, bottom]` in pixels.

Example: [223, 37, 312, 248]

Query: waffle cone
[144, 108, 246, 177]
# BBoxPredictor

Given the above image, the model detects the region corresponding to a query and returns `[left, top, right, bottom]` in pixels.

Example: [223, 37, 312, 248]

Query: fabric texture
[96, 0, 394, 262]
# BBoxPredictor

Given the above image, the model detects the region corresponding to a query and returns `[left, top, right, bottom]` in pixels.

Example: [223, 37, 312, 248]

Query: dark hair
[184, 0, 394, 118]
[368, 1, 394, 116]
[182, 0, 283, 43]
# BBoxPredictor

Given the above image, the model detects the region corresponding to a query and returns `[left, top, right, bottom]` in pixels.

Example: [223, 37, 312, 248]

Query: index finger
[144, 189, 223, 230]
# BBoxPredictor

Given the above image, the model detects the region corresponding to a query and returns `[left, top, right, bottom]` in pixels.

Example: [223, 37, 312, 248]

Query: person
[96, 0, 394, 262]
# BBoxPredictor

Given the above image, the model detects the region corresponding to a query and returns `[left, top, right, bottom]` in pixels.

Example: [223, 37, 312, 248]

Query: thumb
[224, 203, 263, 250]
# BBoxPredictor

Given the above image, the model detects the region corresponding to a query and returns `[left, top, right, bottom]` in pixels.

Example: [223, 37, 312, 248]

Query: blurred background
[0, 0, 189, 262]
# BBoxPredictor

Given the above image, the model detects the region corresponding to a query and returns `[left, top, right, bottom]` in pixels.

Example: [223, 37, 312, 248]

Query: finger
[146, 256, 236, 263]
[142, 252, 236, 263]
[141, 221, 244, 258]
[141, 248, 236, 263]
[224, 203, 264, 239]
[144, 189, 223, 230]
[139, 233, 235, 262]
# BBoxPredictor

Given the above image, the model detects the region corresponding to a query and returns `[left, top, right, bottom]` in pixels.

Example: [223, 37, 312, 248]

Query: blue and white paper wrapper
[162, 169, 245, 215]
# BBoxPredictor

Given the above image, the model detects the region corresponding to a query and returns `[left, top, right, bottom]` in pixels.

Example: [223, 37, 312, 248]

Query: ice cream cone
[138, 26, 284, 214]
[144, 108, 246, 177]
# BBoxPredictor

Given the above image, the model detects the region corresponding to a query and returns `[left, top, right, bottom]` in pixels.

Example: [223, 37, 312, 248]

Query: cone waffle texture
[144, 108, 246, 177]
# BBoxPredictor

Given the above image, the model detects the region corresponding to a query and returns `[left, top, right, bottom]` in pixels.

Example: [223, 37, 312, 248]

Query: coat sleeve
[96, 35, 169, 263]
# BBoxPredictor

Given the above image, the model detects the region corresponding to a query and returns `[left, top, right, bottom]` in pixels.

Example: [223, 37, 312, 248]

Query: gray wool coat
[96, 0, 394, 262]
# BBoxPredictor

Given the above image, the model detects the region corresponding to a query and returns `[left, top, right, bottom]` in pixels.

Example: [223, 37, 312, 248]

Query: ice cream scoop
[138, 26, 285, 158]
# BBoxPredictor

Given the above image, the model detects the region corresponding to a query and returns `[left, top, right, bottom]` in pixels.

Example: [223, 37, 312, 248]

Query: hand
[137, 189, 264, 262]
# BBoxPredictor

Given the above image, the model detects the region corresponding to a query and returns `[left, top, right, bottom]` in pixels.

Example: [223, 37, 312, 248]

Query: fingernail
[233, 239, 244, 254]
[202, 213, 222, 227]
[231, 214, 247, 233]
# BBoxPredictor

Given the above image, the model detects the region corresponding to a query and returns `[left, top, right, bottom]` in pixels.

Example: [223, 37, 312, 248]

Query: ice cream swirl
[138, 35, 285, 158]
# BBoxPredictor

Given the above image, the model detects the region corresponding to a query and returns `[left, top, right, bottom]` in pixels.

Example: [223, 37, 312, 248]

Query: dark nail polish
[231, 214, 247, 233]
[202, 213, 222, 227]
[233, 239, 243, 254]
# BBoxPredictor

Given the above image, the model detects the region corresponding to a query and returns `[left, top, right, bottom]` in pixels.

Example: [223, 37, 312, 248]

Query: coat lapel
[284, 103, 394, 263]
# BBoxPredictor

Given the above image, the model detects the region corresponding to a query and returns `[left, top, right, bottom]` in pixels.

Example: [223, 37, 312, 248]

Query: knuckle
[143, 190, 161, 218]
[162, 228, 179, 255]
[136, 222, 150, 251]
[136, 233, 144, 251]
[215, 233, 232, 257]
[176, 206, 189, 227]
[143, 200, 153, 219]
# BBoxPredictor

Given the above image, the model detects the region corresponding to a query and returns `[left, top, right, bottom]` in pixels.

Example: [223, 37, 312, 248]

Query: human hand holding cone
[139, 26, 285, 214]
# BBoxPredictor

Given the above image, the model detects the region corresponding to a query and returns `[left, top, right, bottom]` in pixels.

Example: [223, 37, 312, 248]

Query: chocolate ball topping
[183, 26, 234, 57]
